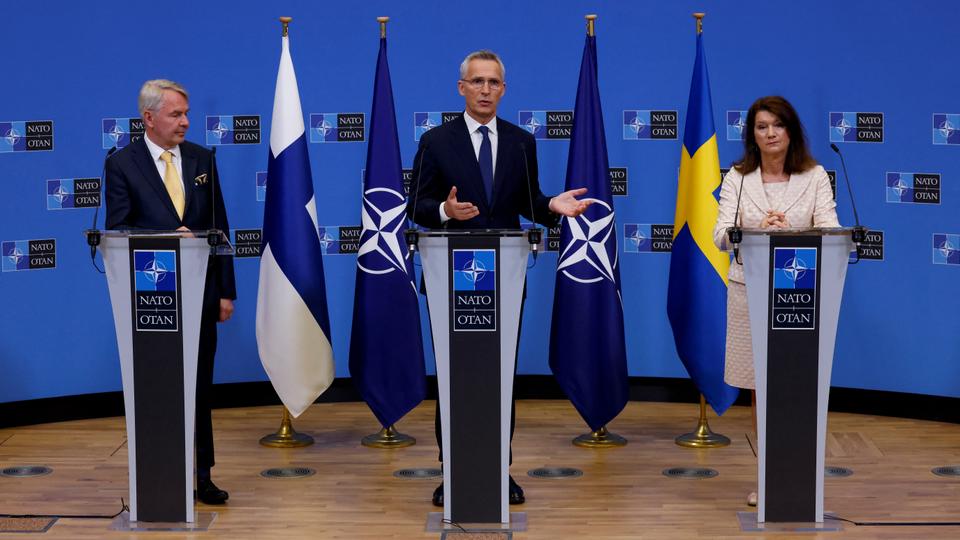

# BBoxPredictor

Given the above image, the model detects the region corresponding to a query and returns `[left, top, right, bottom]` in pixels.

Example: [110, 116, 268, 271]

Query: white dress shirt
[143, 133, 185, 192]
[439, 111, 498, 223]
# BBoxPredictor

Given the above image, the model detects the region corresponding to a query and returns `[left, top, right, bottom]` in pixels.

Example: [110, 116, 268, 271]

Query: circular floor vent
[393, 468, 442, 479]
[260, 467, 316, 478]
[662, 467, 718, 479]
[528, 467, 583, 479]
[1, 466, 53, 478]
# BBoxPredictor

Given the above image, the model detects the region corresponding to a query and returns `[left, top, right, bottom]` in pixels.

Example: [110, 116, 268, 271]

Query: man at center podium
[105, 79, 236, 506]
[408, 50, 591, 507]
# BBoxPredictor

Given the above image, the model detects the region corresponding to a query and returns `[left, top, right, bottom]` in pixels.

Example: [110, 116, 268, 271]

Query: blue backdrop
[2, 0, 958, 404]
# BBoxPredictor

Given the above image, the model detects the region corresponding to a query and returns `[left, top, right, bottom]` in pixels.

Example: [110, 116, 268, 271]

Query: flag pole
[568, 15, 627, 450]
[358, 16, 417, 450]
[673, 13, 731, 449]
[258, 16, 316, 449]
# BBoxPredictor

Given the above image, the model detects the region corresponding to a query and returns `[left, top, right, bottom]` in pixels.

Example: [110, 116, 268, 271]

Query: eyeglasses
[461, 77, 503, 91]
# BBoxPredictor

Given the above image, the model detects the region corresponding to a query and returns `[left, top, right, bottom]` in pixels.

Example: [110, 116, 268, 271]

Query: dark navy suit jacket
[408, 114, 558, 230]
[105, 137, 236, 301]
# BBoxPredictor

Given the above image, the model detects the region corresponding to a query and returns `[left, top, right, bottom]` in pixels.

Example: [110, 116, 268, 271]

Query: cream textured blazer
[712, 164, 840, 284]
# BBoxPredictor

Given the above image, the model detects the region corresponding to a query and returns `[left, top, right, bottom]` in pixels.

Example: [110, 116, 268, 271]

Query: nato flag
[348, 36, 426, 429]
[548, 34, 629, 432]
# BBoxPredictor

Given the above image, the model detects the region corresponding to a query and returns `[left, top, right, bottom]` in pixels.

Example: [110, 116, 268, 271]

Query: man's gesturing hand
[443, 186, 480, 221]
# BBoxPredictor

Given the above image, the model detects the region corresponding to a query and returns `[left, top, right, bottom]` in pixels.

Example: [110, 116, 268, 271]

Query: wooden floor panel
[1, 400, 960, 539]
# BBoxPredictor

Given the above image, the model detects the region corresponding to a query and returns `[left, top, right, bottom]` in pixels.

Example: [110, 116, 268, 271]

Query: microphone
[519, 144, 542, 254]
[86, 146, 118, 270]
[405, 142, 428, 253]
[207, 146, 221, 254]
[829, 143, 867, 247]
[727, 170, 746, 265]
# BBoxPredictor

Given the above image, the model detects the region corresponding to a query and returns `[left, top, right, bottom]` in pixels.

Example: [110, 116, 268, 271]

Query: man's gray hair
[459, 50, 505, 81]
[138, 79, 189, 116]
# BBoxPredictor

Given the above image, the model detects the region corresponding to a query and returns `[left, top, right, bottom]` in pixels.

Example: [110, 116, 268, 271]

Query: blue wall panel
[2, 1, 958, 403]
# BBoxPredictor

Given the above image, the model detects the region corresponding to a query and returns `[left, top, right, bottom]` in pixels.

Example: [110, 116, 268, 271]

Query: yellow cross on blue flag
[666, 31, 739, 415]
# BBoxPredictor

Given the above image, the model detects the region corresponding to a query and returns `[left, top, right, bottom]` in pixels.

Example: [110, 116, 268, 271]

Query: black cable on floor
[0, 498, 128, 520]
[826, 514, 960, 527]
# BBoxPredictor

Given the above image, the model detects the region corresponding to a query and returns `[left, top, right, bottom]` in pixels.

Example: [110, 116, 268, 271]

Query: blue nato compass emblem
[452, 249, 497, 331]
[2, 241, 28, 271]
[933, 234, 960, 265]
[519, 111, 545, 138]
[134, 250, 178, 332]
[557, 199, 618, 284]
[623, 110, 648, 139]
[772, 247, 817, 330]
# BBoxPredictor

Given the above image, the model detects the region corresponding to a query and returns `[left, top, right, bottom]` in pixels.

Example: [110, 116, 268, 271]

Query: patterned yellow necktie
[160, 150, 185, 219]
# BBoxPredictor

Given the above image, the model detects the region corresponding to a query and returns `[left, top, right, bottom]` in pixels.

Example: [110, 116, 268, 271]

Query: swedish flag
[666, 31, 739, 415]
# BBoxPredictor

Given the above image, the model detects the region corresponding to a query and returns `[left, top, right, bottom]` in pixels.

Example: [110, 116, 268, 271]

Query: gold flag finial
[279, 16, 292, 37]
[585, 14, 597, 37]
[377, 16, 389, 39]
[693, 13, 705, 35]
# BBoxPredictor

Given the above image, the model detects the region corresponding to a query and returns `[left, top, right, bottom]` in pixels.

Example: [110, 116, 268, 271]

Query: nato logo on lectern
[205, 115, 261, 145]
[829, 112, 883, 143]
[47, 178, 101, 209]
[623, 110, 678, 140]
[0, 120, 54, 152]
[932, 233, 960, 265]
[519, 111, 573, 139]
[726, 110, 747, 141]
[2, 239, 56, 272]
[886, 172, 941, 204]
[102, 118, 144, 149]
[309, 113, 365, 143]
[932, 114, 960, 145]
[452, 249, 497, 332]
[414, 112, 460, 141]
[623, 224, 673, 253]
[133, 250, 178, 332]
[772, 247, 817, 330]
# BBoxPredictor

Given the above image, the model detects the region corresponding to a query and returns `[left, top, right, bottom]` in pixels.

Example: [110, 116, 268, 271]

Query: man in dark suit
[105, 79, 236, 505]
[408, 51, 591, 507]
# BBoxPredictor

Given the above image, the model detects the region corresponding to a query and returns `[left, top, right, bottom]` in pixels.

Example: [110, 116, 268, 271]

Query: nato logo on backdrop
[886, 172, 941, 204]
[361, 168, 414, 196]
[205, 115, 261, 145]
[726, 110, 747, 141]
[519, 110, 573, 139]
[234, 229, 262, 259]
[47, 178, 101, 209]
[0, 120, 54, 152]
[2, 239, 56, 272]
[452, 249, 497, 332]
[317, 226, 361, 254]
[932, 233, 959, 265]
[772, 247, 817, 330]
[609, 167, 628, 196]
[623, 224, 673, 253]
[932, 114, 960, 145]
[256, 171, 267, 202]
[623, 110, 678, 140]
[851, 229, 883, 262]
[414, 112, 460, 141]
[310, 113, 365, 143]
[133, 250, 178, 332]
[829, 112, 883, 143]
[102, 118, 144, 149]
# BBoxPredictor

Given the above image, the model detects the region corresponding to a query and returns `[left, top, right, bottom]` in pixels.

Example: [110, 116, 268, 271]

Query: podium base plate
[736, 511, 842, 532]
[109, 511, 217, 531]
[426, 512, 527, 532]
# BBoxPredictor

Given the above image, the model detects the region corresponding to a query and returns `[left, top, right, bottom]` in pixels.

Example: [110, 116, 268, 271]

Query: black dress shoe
[509, 476, 525, 505]
[196, 479, 229, 505]
[432, 483, 443, 507]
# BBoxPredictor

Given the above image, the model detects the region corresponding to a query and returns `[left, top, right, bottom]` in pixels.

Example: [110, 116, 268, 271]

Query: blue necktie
[477, 125, 493, 204]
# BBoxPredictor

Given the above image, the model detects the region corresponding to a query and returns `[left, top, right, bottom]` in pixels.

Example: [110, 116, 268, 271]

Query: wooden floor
[2, 400, 960, 539]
